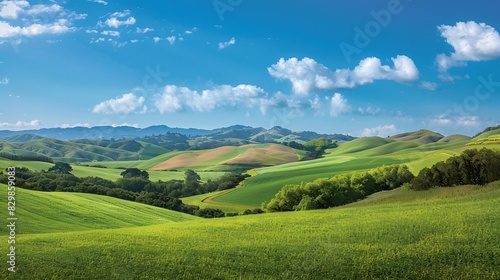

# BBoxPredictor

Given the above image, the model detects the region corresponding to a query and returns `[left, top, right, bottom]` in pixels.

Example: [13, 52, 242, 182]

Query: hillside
[438, 134, 471, 143]
[0, 185, 199, 235]
[390, 129, 444, 143]
[210, 131, 478, 208]
[5, 182, 500, 279]
[150, 144, 299, 172]
[0, 138, 169, 162]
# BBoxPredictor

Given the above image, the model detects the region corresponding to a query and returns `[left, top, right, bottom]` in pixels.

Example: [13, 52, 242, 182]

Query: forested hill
[0, 125, 355, 143]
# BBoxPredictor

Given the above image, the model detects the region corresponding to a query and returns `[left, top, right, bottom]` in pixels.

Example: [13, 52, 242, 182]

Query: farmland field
[1, 181, 499, 279]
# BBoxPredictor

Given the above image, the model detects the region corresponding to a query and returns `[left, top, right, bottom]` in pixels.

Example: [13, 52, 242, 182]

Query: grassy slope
[0, 185, 199, 235]
[472, 128, 500, 139]
[212, 132, 500, 207]
[0, 158, 225, 183]
[214, 155, 406, 207]
[5, 182, 500, 279]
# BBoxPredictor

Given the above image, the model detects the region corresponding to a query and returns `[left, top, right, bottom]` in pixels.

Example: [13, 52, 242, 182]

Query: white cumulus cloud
[155, 84, 266, 113]
[101, 30, 120, 37]
[0, 119, 41, 129]
[166, 36, 175, 45]
[87, 0, 108, 5]
[429, 115, 481, 128]
[0, 77, 8, 84]
[93, 93, 147, 114]
[0, 0, 29, 19]
[436, 21, 500, 73]
[104, 16, 136, 28]
[268, 56, 419, 96]
[419, 81, 438, 91]
[361, 124, 399, 137]
[0, 19, 75, 38]
[219, 37, 235, 49]
[136, 27, 153, 33]
[329, 93, 351, 117]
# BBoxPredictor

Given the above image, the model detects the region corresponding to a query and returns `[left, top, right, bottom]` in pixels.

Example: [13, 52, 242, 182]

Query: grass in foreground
[3, 182, 500, 279]
[0, 185, 199, 235]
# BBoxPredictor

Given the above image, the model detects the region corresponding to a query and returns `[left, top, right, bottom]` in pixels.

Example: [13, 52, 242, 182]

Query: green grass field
[208, 136, 487, 208]
[2, 181, 499, 279]
[0, 185, 199, 235]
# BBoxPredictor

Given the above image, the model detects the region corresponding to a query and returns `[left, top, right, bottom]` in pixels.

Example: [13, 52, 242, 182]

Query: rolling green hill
[4, 181, 499, 279]
[0, 185, 199, 235]
[438, 134, 471, 143]
[390, 129, 444, 143]
[209, 131, 479, 208]
[0, 138, 169, 162]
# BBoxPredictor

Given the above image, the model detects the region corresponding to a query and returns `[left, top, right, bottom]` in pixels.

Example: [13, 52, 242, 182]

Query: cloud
[0, 119, 41, 129]
[154, 86, 185, 113]
[436, 21, 500, 73]
[101, 11, 135, 28]
[90, 37, 105, 43]
[93, 93, 147, 114]
[136, 27, 153, 33]
[26, 4, 62, 15]
[61, 123, 91, 128]
[0, 1, 83, 39]
[110, 123, 139, 128]
[419, 81, 438, 91]
[429, 115, 481, 128]
[0, 77, 8, 84]
[130, 39, 138, 43]
[268, 56, 419, 95]
[101, 30, 120, 37]
[356, 106, 382, 115]
[329, 93, 351, 116]
[110, 10, 131, 17]
[166, 36, 175, 45]
[218, 37, 235, 49]
[456, 116, 481, 128]
[0, 0, 29, 19]
[361, 124, 399, 137]
[153, 37, 161, 43]
[87, 0, 108, 5]
[155, 84, 266, 113]
[104, 16, 136, 28]
[0, 19, 75, 38]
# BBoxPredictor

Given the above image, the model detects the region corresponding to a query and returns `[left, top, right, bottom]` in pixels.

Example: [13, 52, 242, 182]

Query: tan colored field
[151, 146, 237, 170]
[150, 144, 299, 170]
[223, 144, 298, 166]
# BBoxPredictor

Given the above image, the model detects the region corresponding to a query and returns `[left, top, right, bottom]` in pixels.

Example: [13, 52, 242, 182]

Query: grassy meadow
[1, 181, 499, 279]
[0, 185, 199, 234]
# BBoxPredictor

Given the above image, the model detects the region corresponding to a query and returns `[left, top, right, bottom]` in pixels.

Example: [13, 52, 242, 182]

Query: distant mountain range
[0, 125, 355, 142]
[0, 125, 211, 141]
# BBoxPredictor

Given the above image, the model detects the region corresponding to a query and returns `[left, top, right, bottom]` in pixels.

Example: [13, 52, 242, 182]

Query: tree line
[265, 165, 414, 211]
[410, 148, 500, 190]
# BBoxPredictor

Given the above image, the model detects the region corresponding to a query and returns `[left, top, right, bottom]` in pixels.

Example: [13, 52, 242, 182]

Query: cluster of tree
[411, 148, 500, 190]
[283, 137, 337, 159]
[472, 125, 500, 138]
[0, 165, 251, 218]
[0, 151, 53, 163]
[265, 165, 414, 212]
[138, 133, 190, 150]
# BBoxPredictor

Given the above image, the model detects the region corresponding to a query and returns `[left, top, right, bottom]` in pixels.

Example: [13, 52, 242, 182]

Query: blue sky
[1, 0, 499, 136]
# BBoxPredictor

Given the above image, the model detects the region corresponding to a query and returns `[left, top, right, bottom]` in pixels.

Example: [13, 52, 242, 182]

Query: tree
[120, 168, 149, 180]
[194, 208, 225, 218]
[184, 169, 200, 183]
[48, 162, 73, 174]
